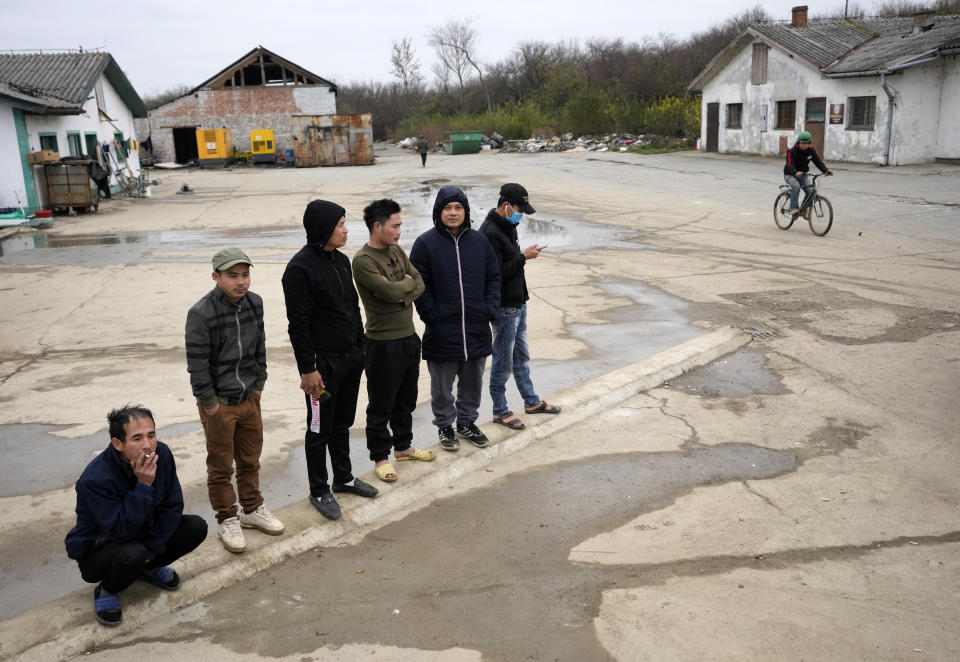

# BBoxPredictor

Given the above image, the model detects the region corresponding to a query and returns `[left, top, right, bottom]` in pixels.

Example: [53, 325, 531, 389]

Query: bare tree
[428, 18, 491, 112]
[391, 37, 423, 93]
[142, 84, 191, 110]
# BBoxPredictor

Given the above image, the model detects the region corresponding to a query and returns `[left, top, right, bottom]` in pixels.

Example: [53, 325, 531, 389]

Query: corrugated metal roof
[826, 16, 960, 73]
[0, 53, 111, 110]
[750, 17, 913, 68]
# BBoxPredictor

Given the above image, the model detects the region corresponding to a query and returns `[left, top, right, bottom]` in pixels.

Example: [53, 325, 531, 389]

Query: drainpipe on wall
[880, 72, 896, 166]
[827, 52, 946, 166]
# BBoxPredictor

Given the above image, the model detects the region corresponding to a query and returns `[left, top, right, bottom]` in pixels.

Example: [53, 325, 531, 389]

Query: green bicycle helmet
[797, 131, 813, 144]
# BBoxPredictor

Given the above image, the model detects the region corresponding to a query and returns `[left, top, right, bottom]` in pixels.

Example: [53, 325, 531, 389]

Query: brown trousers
[198, 394, 264, 523]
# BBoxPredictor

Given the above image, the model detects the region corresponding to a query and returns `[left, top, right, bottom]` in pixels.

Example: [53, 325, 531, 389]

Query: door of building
[706, 103, 719, 152]
[805, 97, 826, 156]
[173, 127, 199, 164]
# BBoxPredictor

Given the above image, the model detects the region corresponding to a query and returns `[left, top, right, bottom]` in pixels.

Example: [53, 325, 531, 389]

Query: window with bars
[775, 100, 796, 129]
[847, 96, 876, 130]
[39, 133, 59, 152]
[726, 103, 743, 129]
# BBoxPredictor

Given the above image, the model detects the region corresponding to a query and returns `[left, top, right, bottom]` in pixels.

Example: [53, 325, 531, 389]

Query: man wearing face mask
[282, 200, 379, 522]
[480, 184, 561, 431]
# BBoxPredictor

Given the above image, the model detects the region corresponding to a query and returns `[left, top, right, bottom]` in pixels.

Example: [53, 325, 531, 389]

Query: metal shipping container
[291, 114, 374, 167]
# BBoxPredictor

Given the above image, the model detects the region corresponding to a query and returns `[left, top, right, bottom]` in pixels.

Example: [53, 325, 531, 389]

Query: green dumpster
[443, 131, 483, 155]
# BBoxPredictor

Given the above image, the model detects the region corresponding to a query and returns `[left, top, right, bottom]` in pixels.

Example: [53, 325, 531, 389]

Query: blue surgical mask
[506, 204, 523, 224]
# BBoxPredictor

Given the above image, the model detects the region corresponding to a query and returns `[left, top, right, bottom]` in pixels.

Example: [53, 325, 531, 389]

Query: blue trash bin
[285, 149, 295, 167]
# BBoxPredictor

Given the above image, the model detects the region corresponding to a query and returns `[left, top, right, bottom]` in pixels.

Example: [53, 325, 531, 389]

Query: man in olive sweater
[352, 199, 436, 483]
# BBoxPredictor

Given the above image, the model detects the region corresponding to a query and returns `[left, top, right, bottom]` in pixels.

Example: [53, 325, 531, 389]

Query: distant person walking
[185, 248, 284, 554]
[282, 200, 379, 522]
[416, 136, 428, 167]
[410, 186, 501, 451]
[480, 184, 561, 431]
[352, 198, 435, 483]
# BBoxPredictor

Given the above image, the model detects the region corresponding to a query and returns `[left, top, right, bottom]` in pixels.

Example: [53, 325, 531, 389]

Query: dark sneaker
[140, 566, 181, 591]
[439, 425, 459, 451]
[456, 423, 490, 448]
[93, 584, 122, 627]
[332, 478, 379, 498]
[309, 493, 341, 520]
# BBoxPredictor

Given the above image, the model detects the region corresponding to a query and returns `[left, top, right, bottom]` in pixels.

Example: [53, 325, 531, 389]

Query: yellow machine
[196, 128, 233, 166]
[250, 129, 276, 164]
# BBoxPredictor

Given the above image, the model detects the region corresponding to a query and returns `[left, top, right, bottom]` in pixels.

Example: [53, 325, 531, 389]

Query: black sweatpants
[76, 514, 207, 593]
[365, 334, 421, 462]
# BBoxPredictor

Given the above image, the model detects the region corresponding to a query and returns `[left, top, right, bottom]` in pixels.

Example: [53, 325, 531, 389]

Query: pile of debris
[501, 133, 669, 153]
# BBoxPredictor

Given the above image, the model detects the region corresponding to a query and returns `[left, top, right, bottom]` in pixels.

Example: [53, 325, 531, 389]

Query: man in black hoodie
[480, 184, 561, 431]
[410, 186, 501, 451]
[282, 200, 379, 521]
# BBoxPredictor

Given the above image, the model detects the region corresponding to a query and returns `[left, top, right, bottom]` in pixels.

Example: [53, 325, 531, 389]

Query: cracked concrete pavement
[1, 146, 958, 660]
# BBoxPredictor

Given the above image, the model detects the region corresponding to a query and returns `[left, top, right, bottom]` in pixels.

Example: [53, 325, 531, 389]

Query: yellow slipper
[375, 463, 398, 482]
[396, 448, 436, 462]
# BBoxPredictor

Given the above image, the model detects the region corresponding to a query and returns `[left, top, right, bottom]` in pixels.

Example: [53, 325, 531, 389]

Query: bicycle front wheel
[773, 192, 794, 230]
[808, 195, 833, 236]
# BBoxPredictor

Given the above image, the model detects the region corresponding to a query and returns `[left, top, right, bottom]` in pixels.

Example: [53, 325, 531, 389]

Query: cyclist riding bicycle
[784, 131, 833, 217]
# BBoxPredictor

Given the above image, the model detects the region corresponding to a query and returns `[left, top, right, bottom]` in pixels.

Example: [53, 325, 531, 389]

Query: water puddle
[0, 181, 641, 263]
[669, 348, 788, 398]
[201, 443, 799, 660]
[0, 421, 200, 497]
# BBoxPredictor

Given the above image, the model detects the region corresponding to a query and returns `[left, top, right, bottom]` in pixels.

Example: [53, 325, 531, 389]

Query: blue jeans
[785, 173, 812, 210]
[490, 305, 540, 415]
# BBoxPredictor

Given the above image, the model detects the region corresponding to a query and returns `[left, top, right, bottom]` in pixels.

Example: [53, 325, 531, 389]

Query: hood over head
[432, 186, 471, 231]
[303, 200, 346, 246]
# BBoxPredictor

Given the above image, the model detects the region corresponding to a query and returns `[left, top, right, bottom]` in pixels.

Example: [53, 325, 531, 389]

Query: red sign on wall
[829, 104, 845, 124]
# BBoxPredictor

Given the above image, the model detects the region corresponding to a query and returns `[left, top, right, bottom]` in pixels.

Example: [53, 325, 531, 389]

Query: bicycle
[773, 173, 833, 236]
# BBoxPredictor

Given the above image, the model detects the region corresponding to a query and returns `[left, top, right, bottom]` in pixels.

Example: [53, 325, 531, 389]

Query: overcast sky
[5, 0, 861, 96]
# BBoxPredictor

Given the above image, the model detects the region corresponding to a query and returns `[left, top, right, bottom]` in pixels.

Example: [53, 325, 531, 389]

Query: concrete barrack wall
[698, 39, 960, 165]
[138, 85, 336, 162]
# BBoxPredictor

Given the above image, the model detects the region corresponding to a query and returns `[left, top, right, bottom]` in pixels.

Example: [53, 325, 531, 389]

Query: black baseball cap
[499, 183, 535, 215]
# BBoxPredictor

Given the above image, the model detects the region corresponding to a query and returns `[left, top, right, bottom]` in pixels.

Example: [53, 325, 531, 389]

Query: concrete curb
[1, 327, 749, 662]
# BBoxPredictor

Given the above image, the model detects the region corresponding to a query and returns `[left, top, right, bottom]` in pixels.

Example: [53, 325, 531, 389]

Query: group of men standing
[65, 182, 559, 627]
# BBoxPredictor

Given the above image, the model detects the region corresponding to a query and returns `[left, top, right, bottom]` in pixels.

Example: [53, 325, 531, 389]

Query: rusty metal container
[291, 114, 374, 167]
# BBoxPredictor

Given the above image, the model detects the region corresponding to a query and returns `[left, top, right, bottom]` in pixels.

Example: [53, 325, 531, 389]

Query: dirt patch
[724, 286, 960, 344]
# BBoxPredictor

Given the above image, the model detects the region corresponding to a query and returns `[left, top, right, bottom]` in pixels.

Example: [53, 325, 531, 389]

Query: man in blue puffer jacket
[410, 186, 501, 451]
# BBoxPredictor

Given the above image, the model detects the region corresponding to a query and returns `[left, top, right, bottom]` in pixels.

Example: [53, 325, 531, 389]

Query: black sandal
[493, 411, 526, 429]
[524, 401, 561, 414]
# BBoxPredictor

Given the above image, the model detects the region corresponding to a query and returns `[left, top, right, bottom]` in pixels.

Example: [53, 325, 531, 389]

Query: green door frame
[13, 108, 40, 210]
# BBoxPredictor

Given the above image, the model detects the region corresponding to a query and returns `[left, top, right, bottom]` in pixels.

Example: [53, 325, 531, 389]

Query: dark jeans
[76, 515, 207, 593]
[304, 351, 363, 496]
[365, 334, 421, 462]
[420, 152, 427, 166]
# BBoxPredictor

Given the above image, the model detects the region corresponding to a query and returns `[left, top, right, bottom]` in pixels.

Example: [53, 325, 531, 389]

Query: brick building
[139, 46, 337, 163]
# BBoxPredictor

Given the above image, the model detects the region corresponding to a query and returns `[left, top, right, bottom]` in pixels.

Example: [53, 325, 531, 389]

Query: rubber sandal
[375, 463, 398, 482]
[493, 411, 526, 429]
[140, 566, 181, 591]
[396, 448, 436, 462]
[524, 401, 561, 415]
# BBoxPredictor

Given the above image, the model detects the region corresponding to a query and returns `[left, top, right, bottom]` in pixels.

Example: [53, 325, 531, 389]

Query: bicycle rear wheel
[773, 192, 794, 230]
[808, 195, 833, 236]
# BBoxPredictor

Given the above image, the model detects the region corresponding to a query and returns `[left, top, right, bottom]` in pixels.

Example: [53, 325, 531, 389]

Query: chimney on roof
[792, 5, 809, 28]
[912, 9, 936, 34]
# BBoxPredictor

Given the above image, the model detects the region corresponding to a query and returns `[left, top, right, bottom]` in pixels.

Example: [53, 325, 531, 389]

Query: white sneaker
[218, 516, 246, 553]
[238, 504, 285, 535]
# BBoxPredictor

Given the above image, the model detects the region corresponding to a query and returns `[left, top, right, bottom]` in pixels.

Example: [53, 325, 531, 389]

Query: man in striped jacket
[185, 247, 284, 553]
